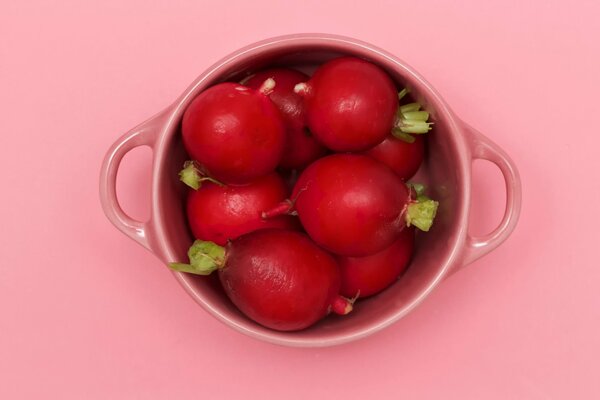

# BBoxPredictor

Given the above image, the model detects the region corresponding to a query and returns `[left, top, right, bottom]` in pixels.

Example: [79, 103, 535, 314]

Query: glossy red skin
[338, 227, 415, 298]
[244, 68, 327, 169]
[292, 154, 410, 257]
[182, 82, 285, 184]
[365, 135, 425, 181]
[301, 57, 398, 152]
[186, 173, 297, 246]
[219, 229, 342, 331]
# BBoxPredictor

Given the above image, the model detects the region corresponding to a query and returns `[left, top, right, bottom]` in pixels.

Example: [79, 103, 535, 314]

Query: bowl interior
[155, 38, 466, 346]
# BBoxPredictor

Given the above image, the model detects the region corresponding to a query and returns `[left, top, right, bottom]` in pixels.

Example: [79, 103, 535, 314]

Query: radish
[243, 68, 327, 169]
[169, 229, 353, 331]
[365, 135, 425, 180]
[184, 169, 298, 246]
[262, 154, 438, 257]
[294, 57, 398, 152]
[338, 227, 415, 298]
[182, 81, 285, 184]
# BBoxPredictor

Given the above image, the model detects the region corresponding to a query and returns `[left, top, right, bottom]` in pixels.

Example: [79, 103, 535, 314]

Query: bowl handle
[99, 113, 165, 251]
[460, 121, 522, 266]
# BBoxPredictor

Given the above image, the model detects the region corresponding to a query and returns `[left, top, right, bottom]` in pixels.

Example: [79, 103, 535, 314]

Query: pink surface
[1, 0, 598, 398]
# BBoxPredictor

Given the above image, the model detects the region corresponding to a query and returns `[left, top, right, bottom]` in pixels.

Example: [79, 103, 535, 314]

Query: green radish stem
[399, 102, 421, 113]
[398, 87, 410, 101]
[392, 94, 433, 141]
[395, 107, 433, 135]
[407, 198, 438, 231]
[403, 183, 439, 232]
[169, 240, 226, 275]
[396, 120, 433, 135]
[179, 161, 223, 190]
[406, 195, 439, 232]
[402, 110, 429, 121]
[407, 182, 426, 196]
[391, 128, 416, 143]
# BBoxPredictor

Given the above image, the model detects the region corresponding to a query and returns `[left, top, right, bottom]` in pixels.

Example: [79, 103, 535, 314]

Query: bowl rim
[150, 33, 472, 347]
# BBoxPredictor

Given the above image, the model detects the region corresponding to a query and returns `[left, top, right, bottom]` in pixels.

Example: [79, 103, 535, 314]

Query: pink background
[1, 0, 599, 398]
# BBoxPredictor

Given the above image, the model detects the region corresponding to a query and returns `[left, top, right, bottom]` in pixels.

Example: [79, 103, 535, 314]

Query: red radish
[365, 135, 425, 180]
[244, 68, 327, 169]
[185, 172, 298, 246]
[263, 154, 438, 257]
[182, 81, 285, 184]
[169, 230, 353, 331]
[295, 57, 398, 152]
[338, 227, 415, 298]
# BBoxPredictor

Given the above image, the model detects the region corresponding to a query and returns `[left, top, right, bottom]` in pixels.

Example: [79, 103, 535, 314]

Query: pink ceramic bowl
[99, 34, 521, 347]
